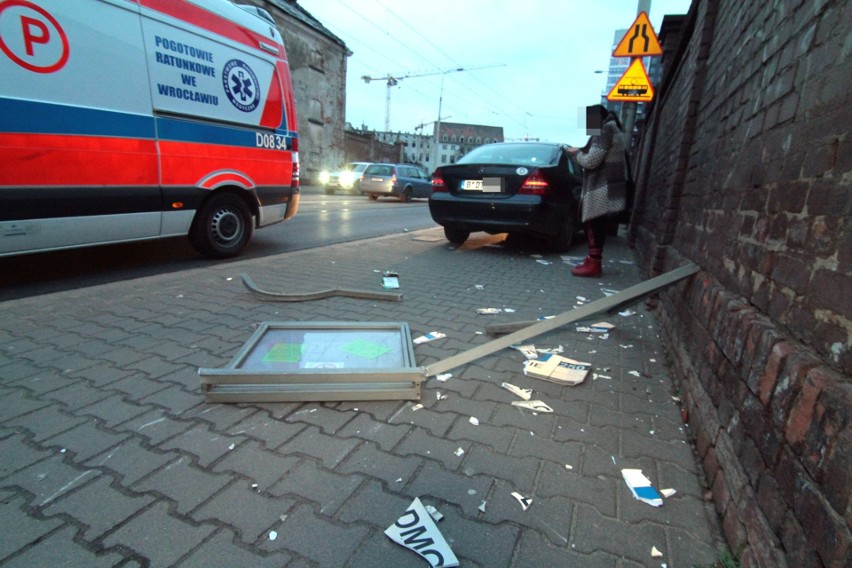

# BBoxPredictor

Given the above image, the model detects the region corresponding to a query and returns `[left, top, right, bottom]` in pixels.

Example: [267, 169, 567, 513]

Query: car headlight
[339, 171, 354, 187]
[319, 171, 330, 184]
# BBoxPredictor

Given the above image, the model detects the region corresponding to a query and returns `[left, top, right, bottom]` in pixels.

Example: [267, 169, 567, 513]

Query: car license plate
[461, 179, 483, 190]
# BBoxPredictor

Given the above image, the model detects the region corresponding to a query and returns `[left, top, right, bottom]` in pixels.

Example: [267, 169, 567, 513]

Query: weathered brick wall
[631, 0, 850, 566]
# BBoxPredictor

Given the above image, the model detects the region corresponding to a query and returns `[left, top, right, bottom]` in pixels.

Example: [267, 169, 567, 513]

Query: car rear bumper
[428, 193, 571, 236]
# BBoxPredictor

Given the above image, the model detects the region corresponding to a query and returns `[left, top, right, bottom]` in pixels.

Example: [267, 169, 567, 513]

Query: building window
[442, 135, 448, 142]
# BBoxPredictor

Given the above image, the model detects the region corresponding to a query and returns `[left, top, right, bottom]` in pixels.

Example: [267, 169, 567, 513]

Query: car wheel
[444, 226, 470, 245]
[401, 187, 413, 202]
[548, 217, 576, 252]
[368, 193, 378, 201]
[189, 192, 253, 258]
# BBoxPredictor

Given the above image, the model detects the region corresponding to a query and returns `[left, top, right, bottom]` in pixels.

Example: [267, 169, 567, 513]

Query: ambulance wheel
[189, 193, 253, 258]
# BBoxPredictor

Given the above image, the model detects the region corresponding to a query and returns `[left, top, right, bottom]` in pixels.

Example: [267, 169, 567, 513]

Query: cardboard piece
[621, 469, 663, 507]
[414, 331, 446, 345]
[501, 382, 532, 400]
[511, 492, 532, 511]
[385, 497, 459, 567]
[511, 400, 554, 413]
[523, 353, 591, 386]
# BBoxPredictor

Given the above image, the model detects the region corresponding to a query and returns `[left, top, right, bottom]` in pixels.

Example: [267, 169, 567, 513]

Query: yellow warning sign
[613, 12, 662, 58]
[606, 58, 654, 102]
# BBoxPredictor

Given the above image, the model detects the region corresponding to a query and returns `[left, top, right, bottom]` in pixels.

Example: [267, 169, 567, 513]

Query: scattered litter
[414, 331, 447, 345]
[411, 404, 423, 412]
[504, 308, 515, 313]
[475, 284, 485, 290]
[577, 322, 614, 333]
[620, 344, 634, 349]
[454, 448, 465, 457]
[469, 416, 479, 426]
[593, 373, 612, 380]
[618, 260, 635, 265]
[467, 489, 476, 495]
[385, 497, 459, 567]
[501, 382, 532, 400]
[511, 492, 532, 511]
[619, 309, 637, 317]
[60, 448, 66, 453]
[251, 483, 258, 489]
[382, 272, 400, 289]
[477, 308, 502, 315]
[524, 353, 590, 386]
[537, 315, 555, 321]
[565, 464, 573, 470]
[435, 373, 452, 382]
[436, 391, 447, 400]
[478, 500, 487, 513]
[536, 259, 552, 265]
[511, 400, 554, 413]
[425, 505, 444, 522]
[512, 344, 539, 359]
[600, 288, 619, 296]
[396, 478, 403, 483]
[279, 515, 288, 522]
[228, 443, 235, 450]
[576, 296, 588, 302]
[269, 530, 278, 541]
[651, 546, 663, 558]
[611, 456, 617, 465]
[537, 345, 564, 354]
[622, 469, 664, 507]
[628, 371, 642, 378]
[650, 358, 657, 363]
[660, 488, 677, 498]
[562, 255, 585, 265]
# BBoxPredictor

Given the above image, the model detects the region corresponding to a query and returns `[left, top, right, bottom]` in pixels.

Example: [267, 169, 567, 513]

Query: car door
[411, 167, 432, 198]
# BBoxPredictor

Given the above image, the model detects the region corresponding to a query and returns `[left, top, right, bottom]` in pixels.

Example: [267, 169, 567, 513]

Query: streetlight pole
[622, 0, 652, 152]
[430, 68, 464, 173]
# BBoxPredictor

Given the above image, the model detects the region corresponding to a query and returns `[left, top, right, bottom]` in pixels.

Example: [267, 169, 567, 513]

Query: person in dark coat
[567, 104, 627, 277]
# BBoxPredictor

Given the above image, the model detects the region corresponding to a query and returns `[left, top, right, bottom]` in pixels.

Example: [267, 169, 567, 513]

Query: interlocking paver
[0, 227, 724, 567]
[102, 501, 215, 566]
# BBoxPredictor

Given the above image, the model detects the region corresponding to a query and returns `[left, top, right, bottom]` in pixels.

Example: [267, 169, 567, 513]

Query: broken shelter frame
[199, 263, 698, 402]
[198, 321, 421, 402]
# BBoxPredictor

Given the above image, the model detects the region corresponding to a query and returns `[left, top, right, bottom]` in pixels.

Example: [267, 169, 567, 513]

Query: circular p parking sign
[0, 0, 69, 73]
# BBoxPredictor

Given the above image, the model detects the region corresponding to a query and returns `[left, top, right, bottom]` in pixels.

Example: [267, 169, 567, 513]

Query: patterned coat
[574, 117, 627, 222]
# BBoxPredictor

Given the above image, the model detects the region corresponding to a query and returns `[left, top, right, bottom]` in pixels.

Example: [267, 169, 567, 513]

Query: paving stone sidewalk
[0, 228, 727, 567]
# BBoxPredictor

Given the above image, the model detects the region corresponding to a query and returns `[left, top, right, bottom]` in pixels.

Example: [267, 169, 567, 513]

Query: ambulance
[0, 0, 299, 258]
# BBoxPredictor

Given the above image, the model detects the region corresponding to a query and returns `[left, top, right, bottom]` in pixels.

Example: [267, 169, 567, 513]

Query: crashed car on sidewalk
[428, 142, 583, 251]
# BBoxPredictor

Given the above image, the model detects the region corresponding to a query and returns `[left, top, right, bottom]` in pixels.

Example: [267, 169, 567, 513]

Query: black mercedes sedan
[428, 142, 583, 251]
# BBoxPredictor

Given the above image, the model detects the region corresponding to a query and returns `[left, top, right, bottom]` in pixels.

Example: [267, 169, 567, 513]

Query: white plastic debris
[454, 448, 465, 457]
[620, 344, 635, 349]
[435, 373, 452, 382]
[628, 371, 642, 377]
[475, 284, 485, 290]
[411, 404, 423, 411]
[565, 464, 573, 470]
[660, 488, 677, 498]
[501, 382, 532, 401]
[478, 500, 487, 513]
[385, 497, 459, 567]
[511, 400, 554, 413]
[621, 469, 664, 507]
[511, 492, 532, 511]
[425, 505, 444, 522]
[619, 309, 637, 317]
[477, 308, 501, 315]
[268, 530, 278, 541]
[469, 416, 479, 426]
[414, 331, 447, 345]
[651, 546, 663, 558]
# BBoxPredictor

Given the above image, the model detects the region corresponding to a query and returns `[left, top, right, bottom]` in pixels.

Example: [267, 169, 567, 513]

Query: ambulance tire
[189, 193, 254, 258]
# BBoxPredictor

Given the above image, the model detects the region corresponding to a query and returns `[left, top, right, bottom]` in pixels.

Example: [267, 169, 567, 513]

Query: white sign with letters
[385, 497, 459, 567]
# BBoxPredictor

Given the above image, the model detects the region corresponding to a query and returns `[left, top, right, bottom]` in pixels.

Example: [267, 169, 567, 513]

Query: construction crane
[361, 64, 503, 131]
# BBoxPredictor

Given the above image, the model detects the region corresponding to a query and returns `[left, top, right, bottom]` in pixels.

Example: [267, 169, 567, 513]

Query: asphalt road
[0, 187, 438, 302]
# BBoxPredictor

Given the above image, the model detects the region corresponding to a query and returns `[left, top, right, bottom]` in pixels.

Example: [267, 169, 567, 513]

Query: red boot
[571, 256, 602, 277]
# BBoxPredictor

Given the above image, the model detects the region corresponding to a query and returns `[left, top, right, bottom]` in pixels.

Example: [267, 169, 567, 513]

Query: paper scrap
[385, 497, 459, 567]
[511, 492, 532, 511]
[475, 284, 484, 290]
[468, 416, 479, 426]
[628, 371, 642, 377]
[536, 345, 563, 354]
[619, 309, 637, 317]
[622, 469, 664, 507]
[660, 488, 677, 498]
[501, 382, 532, 401]
[269, 530, 278, 541]
[382, 272, 400, 289]
[511, 400, 554, 413]
[524, 353, 590, 386]
[601, 288, 619, 296]
[478, 500, 487, 513]
[435, 373, 452, 382]
[651, 546, 663, 558]
[536, 259, 552, 265]
[477, 308, 501, 315]
[512, 344, 539, 359]
[454, 447, 465, 457]
[411, 404, 423, 412]
[414, 331, 447, 345]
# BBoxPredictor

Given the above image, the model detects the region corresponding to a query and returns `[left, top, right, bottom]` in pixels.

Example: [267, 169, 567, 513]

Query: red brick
[758, 342, 795, 406]
[808, 268, 852, 320]
[821, 419, 851, 517]
[780, 512, 822, 568]
[756, 474, 788, 535]
[797, 481, 851, 567]
[771, 350, 822, 430]
[785, 365, 830, 447]
[737, 492, 787, 568]
[722, 504, 748, 553]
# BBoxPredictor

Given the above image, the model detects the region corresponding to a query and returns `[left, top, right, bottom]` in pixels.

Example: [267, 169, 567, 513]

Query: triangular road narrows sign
[606, 58, 654, 102]
[613, 12, 662, 57]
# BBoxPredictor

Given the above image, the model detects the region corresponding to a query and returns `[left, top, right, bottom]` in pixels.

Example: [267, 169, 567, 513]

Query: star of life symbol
[222, 59, 260, 112]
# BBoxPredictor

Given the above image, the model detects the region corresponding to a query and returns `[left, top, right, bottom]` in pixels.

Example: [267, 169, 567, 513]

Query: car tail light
[432, 170, 448, 192]
[519, 170, 549, 195]
[391, 175, 397, 185]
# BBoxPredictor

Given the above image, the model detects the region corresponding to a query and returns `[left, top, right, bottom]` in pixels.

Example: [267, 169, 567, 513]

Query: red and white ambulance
[0, 0, 299, 258]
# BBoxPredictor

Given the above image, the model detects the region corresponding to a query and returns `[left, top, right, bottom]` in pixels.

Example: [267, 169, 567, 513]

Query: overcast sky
[298, 0, 692, 145]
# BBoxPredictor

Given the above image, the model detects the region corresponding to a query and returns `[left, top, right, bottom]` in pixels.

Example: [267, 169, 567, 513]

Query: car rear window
[457, 144, 560, 166]
[366, 165, 393, 176]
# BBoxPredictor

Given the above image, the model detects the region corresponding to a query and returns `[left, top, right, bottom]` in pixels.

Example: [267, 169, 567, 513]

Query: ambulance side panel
[138, 0, 298, 237]
[0, 0, 161, 254]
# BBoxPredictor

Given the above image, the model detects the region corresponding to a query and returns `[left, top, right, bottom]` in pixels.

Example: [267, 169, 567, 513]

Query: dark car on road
[429, 142, 583, 251]
[360, 163, 433, 202]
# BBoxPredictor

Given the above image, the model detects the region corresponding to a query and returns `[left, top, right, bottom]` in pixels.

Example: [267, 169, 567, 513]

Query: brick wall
[631, 1, 850, 566]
